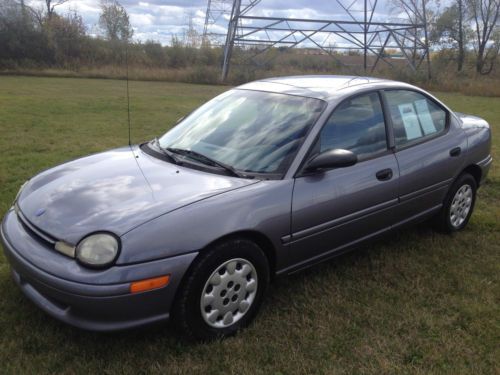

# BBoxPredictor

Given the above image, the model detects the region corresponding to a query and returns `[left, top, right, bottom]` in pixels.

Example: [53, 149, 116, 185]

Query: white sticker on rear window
[398, 103, 422, 140]
[414, 99, 437, 135]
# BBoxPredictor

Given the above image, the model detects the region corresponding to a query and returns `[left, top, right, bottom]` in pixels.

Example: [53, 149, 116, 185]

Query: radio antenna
[125, 41, 131, 146]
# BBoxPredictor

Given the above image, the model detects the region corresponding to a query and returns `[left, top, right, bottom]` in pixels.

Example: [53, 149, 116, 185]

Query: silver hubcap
[200, 258, 258, 328]
[450, 184, 473, 228]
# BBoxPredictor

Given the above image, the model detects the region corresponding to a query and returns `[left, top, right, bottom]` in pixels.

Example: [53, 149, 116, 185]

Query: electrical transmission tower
[203, 0, 261, 45]
[219, 0, 431, 81]
[203, 0, 232, 45]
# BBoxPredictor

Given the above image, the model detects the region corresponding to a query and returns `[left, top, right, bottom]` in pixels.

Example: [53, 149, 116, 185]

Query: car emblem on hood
[35, 208, 46, 217]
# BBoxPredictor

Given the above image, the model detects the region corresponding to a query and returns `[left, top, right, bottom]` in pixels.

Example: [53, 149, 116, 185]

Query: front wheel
[434, 173, 477, 233]
[172, 238, 269, 340]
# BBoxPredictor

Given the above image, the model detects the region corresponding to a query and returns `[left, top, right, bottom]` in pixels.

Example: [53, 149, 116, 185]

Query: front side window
[317, 92, 387, 160]
[159, 89, 325, 174]
[384, 90, 447, 147]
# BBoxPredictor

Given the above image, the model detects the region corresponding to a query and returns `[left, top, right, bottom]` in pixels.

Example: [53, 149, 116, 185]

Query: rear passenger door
[289, 92, 400, 267]
[382, 89, 467, 223]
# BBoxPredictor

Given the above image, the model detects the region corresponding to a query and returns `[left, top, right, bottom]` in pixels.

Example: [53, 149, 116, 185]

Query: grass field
[0, 76, 498, 374]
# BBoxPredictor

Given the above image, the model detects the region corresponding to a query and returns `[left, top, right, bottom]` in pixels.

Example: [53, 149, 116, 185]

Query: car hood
[17, 145, 258, 244]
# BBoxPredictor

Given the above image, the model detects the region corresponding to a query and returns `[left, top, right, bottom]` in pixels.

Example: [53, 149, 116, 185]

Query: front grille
[15, 203, 57, 247]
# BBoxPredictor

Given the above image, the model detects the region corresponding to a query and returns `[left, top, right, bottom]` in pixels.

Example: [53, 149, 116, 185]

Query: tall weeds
[1, 50, 499, 97]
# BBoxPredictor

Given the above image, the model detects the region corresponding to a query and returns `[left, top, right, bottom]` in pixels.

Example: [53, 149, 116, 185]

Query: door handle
[376, 168, 393, 181]
[450, 147, 461, 157]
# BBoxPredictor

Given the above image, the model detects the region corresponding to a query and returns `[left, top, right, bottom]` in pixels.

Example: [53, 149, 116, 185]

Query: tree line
[0, 0, 498, 78]
[429, 0, 499, 74]
[0, 0, 221, 71]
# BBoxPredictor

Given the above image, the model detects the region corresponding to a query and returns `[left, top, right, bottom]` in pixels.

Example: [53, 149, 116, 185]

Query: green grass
[0, 76, 498, 374]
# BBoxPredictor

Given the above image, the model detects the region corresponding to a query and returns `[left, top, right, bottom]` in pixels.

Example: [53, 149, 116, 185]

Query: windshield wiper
[166, 147, 247, 178]
[152, 138, 181, 165]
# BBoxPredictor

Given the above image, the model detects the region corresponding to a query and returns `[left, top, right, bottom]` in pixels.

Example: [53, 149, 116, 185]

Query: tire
[434, 173, 477, 233]
[172, 238, 269, 341]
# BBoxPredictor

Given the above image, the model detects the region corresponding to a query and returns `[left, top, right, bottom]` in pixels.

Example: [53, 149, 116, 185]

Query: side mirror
[175, 116, 185, 124]
[305, 149, 357, 172]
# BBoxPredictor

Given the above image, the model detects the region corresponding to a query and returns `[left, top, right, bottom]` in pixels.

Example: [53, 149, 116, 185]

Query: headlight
[76, 233, 120, 268]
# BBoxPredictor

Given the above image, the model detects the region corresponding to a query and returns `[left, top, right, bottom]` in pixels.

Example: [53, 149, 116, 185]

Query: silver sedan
[1, 76, 492, 339]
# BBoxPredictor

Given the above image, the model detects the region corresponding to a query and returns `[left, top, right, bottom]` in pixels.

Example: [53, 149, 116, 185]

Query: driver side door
[287, 91, 399, 268]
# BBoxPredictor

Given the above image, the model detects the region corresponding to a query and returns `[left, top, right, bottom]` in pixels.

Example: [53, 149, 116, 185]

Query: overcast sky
[28, 0, 430, 45]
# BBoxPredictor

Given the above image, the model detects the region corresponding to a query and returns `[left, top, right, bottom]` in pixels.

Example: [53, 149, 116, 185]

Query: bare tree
[391, 0, 435, 63]
[41, 0, 69, 20]
[14, 0, 44, 26]
[184, 11, 201, 47]
[467, 0, 500, 74]
[14, 0, 67, 25]
[458, 0, 466, 71]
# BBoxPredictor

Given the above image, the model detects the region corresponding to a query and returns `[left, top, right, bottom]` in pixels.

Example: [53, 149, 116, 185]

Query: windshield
[158, 89, 326, 174]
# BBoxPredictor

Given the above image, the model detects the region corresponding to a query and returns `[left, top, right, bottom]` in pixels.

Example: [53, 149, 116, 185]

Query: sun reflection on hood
[17, 146, 258, 244]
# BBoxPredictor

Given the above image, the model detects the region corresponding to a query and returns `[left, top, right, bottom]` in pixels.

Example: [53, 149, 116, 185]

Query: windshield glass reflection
[159, 89, 325, 174]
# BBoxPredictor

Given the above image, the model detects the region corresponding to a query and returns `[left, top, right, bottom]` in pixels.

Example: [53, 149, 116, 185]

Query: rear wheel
[172, 238, 269, 340]
[434, 173, 477, 233]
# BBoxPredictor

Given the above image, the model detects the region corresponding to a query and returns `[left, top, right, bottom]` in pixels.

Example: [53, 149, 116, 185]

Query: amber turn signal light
[130, 275, 170, 293]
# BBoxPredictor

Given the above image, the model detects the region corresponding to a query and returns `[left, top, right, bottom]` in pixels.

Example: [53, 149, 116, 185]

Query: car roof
[237, 75, 404, 101]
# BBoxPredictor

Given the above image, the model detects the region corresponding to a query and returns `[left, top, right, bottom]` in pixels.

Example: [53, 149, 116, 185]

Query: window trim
[381, 88, 451, 152]
[296, 89, 391, 177]
[379, 90, 395, 150]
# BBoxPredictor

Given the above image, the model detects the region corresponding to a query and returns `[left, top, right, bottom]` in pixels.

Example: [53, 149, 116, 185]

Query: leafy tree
[0, 0, 51, 64]
[98, 0, 133, 42]
[143, 40, 166, 67]
[431, 0, 471, 71]
[47, 11, 87, 65]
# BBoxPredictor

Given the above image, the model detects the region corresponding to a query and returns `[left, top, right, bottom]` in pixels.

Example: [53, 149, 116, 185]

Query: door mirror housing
[305, 149, 357, 172]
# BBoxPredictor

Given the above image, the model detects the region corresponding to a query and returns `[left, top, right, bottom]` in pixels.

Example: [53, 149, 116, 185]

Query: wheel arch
[170, 229, 275, 338]
[173, 230, 278, 301]
[461, 164, 482, 186]
[201, 230, 277, 280]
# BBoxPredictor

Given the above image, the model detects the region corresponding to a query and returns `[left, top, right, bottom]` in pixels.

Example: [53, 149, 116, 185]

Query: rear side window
[384, 90, 447, 147]
[318, 92, 387, 160]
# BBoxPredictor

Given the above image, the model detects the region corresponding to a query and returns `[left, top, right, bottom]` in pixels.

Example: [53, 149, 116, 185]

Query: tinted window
[384, 90, 447, 147]
[318, 92, 387, 159]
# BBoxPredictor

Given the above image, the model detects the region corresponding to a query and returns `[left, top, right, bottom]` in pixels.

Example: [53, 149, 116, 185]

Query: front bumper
[1, 208, 197, 331]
